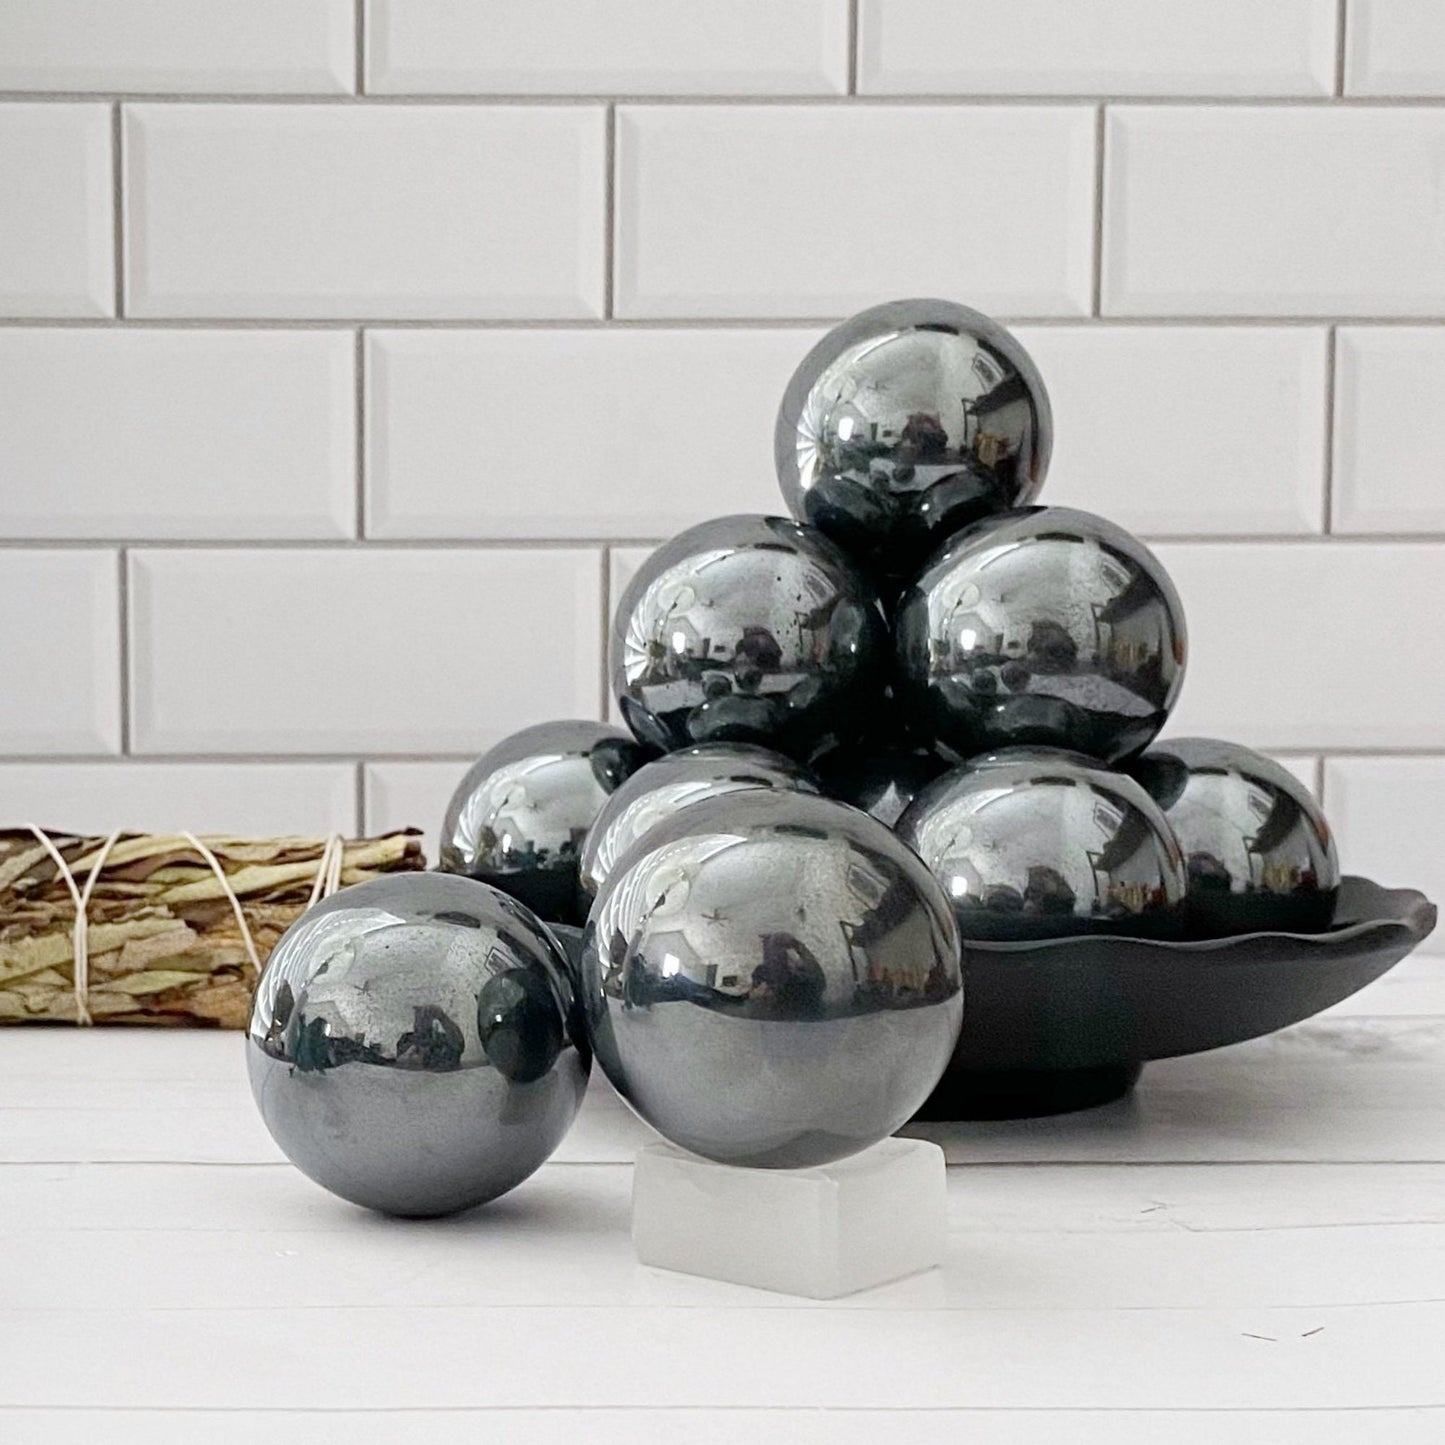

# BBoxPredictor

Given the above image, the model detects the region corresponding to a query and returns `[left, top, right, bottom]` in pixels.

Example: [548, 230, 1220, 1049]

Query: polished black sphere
[610, 514, 887, 761]
[894, 506, 1187, 764]
[247, 874, 589, 1217]
[815, 744, 949, 827]
[1128, 737, 1340, 936]
[582, 790, 962, 1168]
[896, 748, 1188, 941]
[775, 298, 1052, 580]
[577, 741, 819, 908]
[439, 720, 650, 926]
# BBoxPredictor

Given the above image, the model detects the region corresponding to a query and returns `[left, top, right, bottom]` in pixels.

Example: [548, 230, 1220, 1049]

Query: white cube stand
[632, 1137, 947, 1299]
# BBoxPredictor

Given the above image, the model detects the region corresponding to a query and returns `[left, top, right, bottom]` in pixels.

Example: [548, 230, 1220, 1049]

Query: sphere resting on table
[247, 873, 589, 1217]
[775, 298, 1052, 581]
[894, 506, 1186, 764]
[610, 514, 887, 761]
[896, 747, 1188, 941]
[581, 790, 963, 1168]
[439, 719, 650, 926]
[577, 741, 819, 909]
[1127, 737, 1340, 935]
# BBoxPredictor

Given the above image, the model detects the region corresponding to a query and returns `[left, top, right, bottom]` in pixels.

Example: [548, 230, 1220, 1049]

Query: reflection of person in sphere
[751, 932, 826, 1014]
[899, 410, 950, 461]
[733, 626, 782, 691]
[1024, 865, 1077, 916]
[1187, 851, 1232, 894]
[394, 1005, 466, 1071]
[1027, 618, 1078, 672]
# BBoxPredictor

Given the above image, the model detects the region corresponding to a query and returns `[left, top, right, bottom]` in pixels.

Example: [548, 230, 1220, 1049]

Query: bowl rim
[957, 876, 1435, 957]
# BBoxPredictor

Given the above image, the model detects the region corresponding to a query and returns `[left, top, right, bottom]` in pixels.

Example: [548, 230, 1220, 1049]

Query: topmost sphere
[775, 299, 1052, 581]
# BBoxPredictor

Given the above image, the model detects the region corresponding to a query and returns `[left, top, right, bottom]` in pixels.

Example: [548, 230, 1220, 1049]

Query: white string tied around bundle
[22, 827, 347, 1026]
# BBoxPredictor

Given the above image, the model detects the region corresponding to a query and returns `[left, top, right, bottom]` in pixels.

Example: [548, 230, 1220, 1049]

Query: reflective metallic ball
[816, 744, 949, 828]
[247, 873, 589, 1217]
[610, 514, 887, 760]
[894, 506, 1187, 764]
[1128, 737, 1340, 935]
[582, 790, 963, 1168]
[896, 748, 1188, 941]
[577, 742, 820, 909]
[775, 298, 1052, 580]
[440, 720, 650, 926]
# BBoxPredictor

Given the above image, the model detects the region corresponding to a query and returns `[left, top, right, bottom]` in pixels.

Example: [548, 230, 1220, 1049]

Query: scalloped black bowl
[549, 878, 1435, 1122]
[917, 876, 1435, 1119]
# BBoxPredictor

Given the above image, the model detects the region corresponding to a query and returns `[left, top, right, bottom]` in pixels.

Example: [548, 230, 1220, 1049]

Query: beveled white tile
[0, 330, 354, 540]
[0, 103, 112, 317]
[1103, 107, 1445, 317]
[1324, 757, 1445, 951]
[615, 105, 1095, 318]
[363, 759, 472, 865]
[1156, 543, 1445, 750]
[0, 0, 353, 94]
[0, 762, 356, 836]
[0, 550, 120, 754]
[1016, 326, 1327, 535]
[367, 328, 818, 538]
[859, 0, 1335, 97]
[129, 548, 603, 754]
[367, 0, 848, 95]
[1346, 0, 1445, 96]
[125, 105, 606, 319]
[1333, 328, 1445, 533]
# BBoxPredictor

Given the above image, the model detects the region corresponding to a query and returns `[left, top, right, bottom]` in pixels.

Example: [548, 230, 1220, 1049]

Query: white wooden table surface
[3, 953, 1444, 1444]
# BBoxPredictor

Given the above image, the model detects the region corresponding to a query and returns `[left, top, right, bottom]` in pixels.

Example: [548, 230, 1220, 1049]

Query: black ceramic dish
[921, 876, 1435, 1119]
[551, 877, 1434, 1122]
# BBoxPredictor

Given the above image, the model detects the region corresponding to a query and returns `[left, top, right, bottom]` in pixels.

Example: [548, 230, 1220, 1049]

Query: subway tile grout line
[3, 315, 1445, 331]
[847, 0, 860, 96]
[354, 0, 366, 96]
[354, 759, 366, 837]
[1322, 326, 1338, 533]
[110, 103, 124, 317]
[1091, 104, 1106, 317]
[6, 91, 1445, 107]
[354, 329, 366, 538]
[116, 549, 131, 754]
[603, 105, 616, 319]
[8, 534, 1445, 550]
[598, 547, 612, 719]
[1335, 0, 1349, 98]
[2, 747, 1442, 767]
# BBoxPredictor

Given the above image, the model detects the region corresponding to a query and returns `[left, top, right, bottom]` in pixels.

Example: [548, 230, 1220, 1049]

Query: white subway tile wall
[0, 103, 113, 315]
[0, 3, 1440, 933]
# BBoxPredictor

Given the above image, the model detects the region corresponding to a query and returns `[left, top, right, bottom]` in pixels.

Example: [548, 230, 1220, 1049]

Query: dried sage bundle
[0, 830, 425, 1027]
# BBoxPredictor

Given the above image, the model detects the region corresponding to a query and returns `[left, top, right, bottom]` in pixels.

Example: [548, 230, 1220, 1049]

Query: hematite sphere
[894, 506, 1187, 764]
[439, 720, 650, 926]
[610, 514, 887, 761]
[247, 873, 589, 1217]
[577, 742, 819, 908]
[1128, 737, 1340, 936]
[896, 748, 1187, 941]
[816, 744, 949, 828]
[581, 790, 963, 1168]
[775, 298, 1052, 580]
